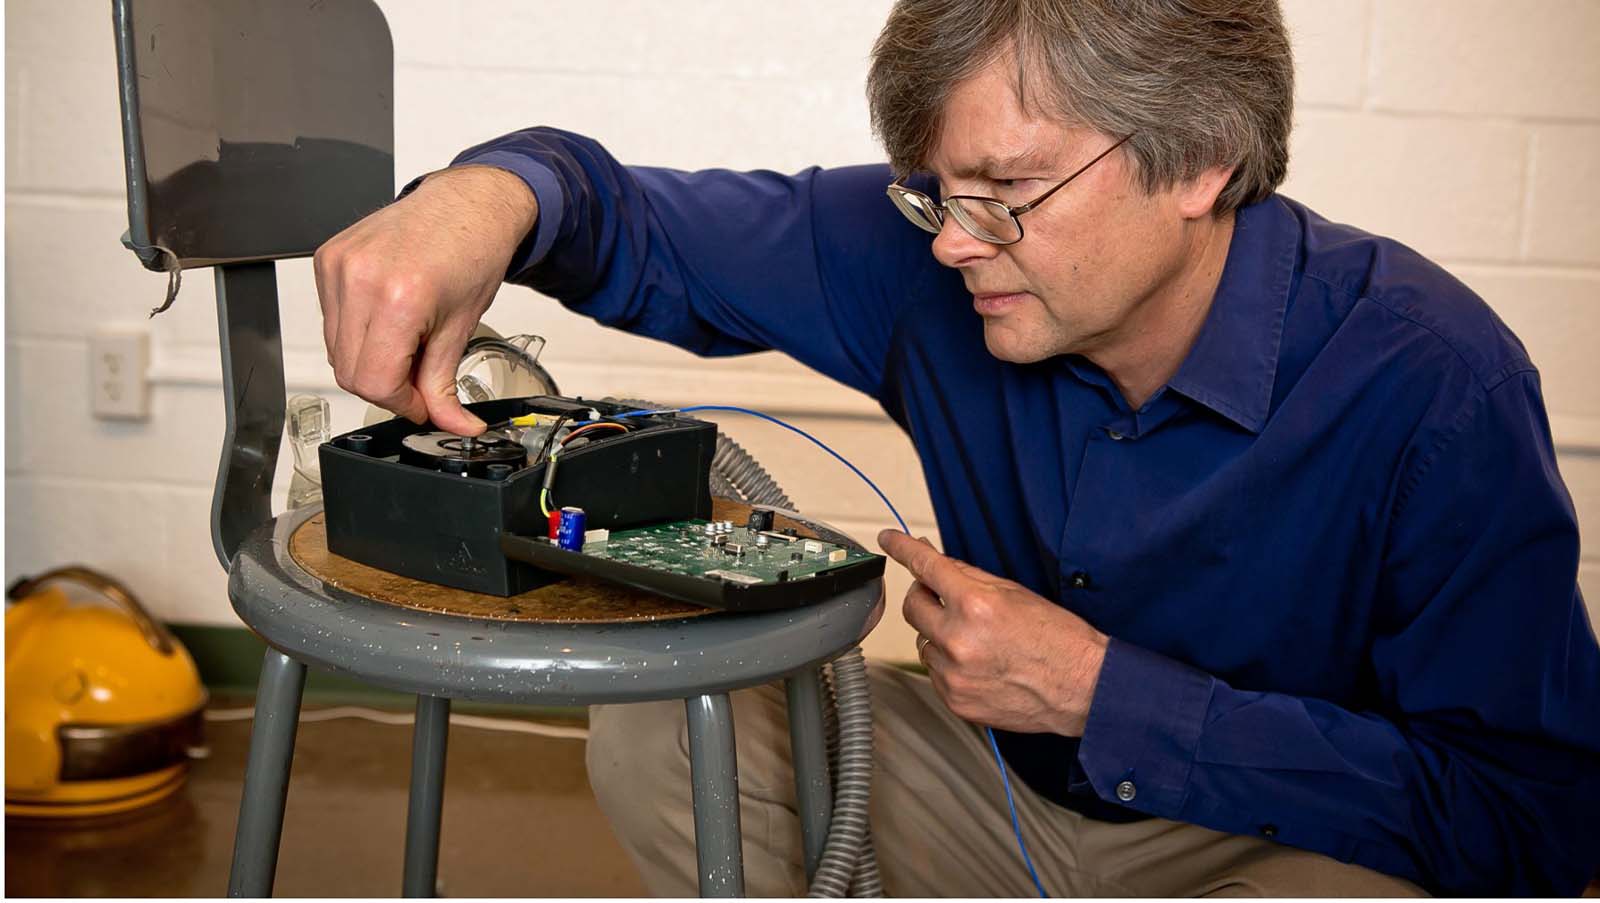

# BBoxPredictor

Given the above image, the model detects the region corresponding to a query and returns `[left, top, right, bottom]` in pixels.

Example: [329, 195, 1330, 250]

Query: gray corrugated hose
[707, 431, 795, 511]
[608, 399, 883, 897]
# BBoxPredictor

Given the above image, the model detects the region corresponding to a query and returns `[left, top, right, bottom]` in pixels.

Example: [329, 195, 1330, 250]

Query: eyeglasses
[885, 134, 1134, 245]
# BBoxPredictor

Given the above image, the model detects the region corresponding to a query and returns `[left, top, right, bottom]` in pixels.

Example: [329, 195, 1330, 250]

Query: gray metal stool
[107, 2, 878, 895]
[225, 504, 880, 897]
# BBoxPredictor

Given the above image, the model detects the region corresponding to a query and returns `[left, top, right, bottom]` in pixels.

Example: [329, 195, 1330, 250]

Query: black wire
[529, 408, 639, 473]
[534, 412, 573, 466]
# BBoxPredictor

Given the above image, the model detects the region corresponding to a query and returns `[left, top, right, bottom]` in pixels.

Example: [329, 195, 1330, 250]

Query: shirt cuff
[397, 150, 567, 278]
[1075, 638, 1215, 819]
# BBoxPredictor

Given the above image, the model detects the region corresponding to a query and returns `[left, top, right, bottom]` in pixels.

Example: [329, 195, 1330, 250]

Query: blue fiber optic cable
[613, 404, 909, 532]
[988, 725, 1049, 897]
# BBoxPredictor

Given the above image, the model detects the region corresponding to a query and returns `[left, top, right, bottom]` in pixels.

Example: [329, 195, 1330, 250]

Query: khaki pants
[587, 663, 1426, 897]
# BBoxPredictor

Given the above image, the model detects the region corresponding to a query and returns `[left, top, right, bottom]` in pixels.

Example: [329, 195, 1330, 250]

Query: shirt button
[1070, 571, 1090, 589]
[1115, 780, 1137, 802]
[1106, 429, 1125, 441]
[1260, 824, 1278, 838]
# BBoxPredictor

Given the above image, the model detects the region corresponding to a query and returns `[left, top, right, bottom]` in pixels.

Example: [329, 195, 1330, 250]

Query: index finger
[349, 316, 429, 424]
[876, 530, 982, 600]
[415, 325, 486, 436]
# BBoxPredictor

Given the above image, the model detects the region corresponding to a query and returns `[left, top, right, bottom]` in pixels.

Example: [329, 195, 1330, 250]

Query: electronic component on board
[556, 507, 587, 551]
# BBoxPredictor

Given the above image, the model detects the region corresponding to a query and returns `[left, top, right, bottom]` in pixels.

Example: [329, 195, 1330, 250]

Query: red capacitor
[548, 509, 562, 540]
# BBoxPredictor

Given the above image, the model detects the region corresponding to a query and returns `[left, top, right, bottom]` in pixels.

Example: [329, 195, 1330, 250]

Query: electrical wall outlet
[90, 327, 150, 421]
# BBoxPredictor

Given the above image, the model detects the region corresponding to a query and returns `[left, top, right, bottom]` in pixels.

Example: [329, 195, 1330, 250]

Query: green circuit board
[581, 520, 877, 586]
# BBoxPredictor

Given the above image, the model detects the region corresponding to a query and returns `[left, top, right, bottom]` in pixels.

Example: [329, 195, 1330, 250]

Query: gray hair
[867, 0, 1294, 214]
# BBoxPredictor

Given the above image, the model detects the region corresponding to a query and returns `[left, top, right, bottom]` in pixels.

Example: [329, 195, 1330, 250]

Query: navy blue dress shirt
[443, 127, 1600, 895]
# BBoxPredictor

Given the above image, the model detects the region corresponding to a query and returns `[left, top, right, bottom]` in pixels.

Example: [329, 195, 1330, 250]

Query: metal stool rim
[228, 505, 882, 705]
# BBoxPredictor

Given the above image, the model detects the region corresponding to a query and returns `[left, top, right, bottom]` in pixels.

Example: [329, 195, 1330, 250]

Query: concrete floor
[17, 699, 1594, 898]
[4, 699, 647, 897]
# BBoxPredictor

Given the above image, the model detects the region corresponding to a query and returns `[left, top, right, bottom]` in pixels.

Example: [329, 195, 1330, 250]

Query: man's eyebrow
[943, 148, 1057, 180]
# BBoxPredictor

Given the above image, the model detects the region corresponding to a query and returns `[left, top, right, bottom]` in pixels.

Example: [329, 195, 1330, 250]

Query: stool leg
[786, 668, 833, 883]
[228, 650, 308, 897]
[686, 693, 745, 897]
[402, 695, 451, 897]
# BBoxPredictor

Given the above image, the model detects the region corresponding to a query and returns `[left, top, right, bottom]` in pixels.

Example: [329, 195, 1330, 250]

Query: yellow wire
[539, 449, 559, 517]
[510, 413, 554, 427]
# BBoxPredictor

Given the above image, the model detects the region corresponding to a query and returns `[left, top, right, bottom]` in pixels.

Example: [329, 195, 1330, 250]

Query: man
[314, 0, 1600, 895]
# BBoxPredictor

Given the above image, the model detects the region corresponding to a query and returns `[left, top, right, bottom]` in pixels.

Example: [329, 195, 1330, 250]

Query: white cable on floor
[204, 705, 589, 740]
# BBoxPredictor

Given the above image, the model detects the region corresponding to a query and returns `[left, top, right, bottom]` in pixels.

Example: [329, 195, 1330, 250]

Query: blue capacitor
[556, 506, 587, 551]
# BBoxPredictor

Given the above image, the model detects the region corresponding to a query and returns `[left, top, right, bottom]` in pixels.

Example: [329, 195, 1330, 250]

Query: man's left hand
[878, 530, 1110, 736]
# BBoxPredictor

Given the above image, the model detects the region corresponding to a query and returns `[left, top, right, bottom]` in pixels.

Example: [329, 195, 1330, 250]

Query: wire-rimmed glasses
[886, 134, 1134, 245]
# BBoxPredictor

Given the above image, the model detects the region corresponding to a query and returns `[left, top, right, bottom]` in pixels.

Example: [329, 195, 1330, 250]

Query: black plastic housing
[320, 396, 715, 596]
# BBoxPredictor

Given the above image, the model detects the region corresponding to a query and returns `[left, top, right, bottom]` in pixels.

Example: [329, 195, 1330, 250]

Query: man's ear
[1175, 165, 1235, 219]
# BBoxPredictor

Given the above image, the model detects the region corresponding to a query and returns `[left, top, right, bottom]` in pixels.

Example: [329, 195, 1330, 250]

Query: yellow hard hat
[5, 567, 207, 818]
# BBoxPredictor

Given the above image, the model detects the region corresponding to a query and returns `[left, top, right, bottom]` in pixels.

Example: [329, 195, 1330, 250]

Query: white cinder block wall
[5, 0, 1599, 662]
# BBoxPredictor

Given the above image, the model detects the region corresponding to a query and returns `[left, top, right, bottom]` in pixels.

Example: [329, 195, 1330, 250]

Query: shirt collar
[1165, 194, 1299, 434]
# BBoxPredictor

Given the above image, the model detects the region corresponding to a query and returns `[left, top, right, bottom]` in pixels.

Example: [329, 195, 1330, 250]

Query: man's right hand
[313, 164, 539, 436]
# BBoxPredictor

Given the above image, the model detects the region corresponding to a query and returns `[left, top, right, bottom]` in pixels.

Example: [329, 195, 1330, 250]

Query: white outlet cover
[90, 327, 150, 421]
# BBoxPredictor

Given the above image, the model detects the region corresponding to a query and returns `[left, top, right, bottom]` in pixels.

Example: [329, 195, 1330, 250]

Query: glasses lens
[948, 198, 1020, 244]
[887, 187, 943, 234]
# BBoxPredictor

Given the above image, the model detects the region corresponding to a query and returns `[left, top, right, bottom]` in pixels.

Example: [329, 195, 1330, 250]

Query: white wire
[203, 705, 589, 740]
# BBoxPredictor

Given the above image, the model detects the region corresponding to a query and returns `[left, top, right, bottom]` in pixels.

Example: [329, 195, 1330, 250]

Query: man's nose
[930, 213, 999, 268]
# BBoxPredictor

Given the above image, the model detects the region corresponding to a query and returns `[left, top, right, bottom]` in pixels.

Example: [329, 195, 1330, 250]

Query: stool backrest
[113, 0, 394, 271]
[110, 0, 395, 570]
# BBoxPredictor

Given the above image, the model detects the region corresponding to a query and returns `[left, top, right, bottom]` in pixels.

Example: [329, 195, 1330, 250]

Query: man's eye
[994, 178, 1037, 192]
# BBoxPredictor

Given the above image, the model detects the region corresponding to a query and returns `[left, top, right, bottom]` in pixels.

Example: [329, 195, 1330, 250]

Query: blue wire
[601, 404, 911, 533]
[987, 726, 1050, 897]
[593, 402, 1048, 896]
